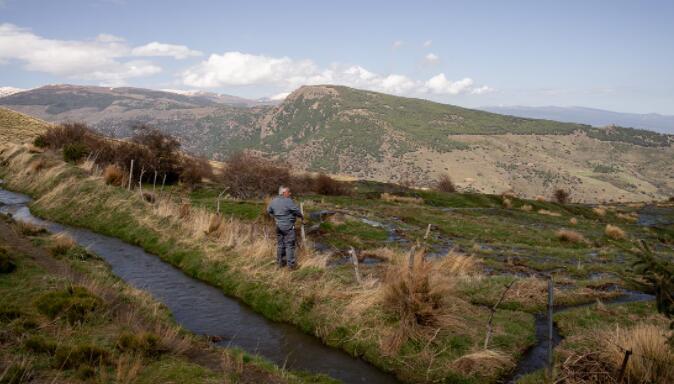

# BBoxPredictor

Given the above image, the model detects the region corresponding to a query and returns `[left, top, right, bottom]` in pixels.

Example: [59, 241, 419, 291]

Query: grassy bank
[0, 145, 538, 383]
[0, 213, 332, 383]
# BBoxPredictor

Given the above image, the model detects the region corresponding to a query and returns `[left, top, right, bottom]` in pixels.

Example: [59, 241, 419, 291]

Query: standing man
[267, 186, 303, 269]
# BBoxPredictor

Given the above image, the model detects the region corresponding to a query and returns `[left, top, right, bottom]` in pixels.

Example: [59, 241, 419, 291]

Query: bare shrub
[556, 229, 587, 244]
[221, 152, 291, 199]
[35, 122, 90, 149]
[434, 174, 456, 193]
[554, 188, 570, 204]
[314, 173, 349, 195]
[605, 224, 626, 240]
[179, 156, 213, 188]
[103, 164, 124, 186]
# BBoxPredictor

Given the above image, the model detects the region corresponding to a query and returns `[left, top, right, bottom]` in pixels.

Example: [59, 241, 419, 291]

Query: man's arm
[290, 201, 303, 219]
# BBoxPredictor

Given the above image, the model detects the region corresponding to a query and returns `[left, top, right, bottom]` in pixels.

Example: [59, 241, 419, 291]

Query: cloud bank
[182, 51, 492, 97]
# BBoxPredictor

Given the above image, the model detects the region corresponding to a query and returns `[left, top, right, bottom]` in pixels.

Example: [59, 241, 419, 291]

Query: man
[266, 186, 303, 269]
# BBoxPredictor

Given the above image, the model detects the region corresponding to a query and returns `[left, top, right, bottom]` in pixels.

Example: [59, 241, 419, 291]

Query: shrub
[54, 344, 110, 369]
[62, 142, 89, 163]
[34, 286, 103, 324]
[314, 173, 349, 195]
[103, 164, 124, 186]
[434, 174, 455, 193]
[593, 207, 607, 217]
[221, 152, 291, 199]
[179, 156, 213, 188]
[0, 248, 16, 274]
[556, 229, 586, 244]
[553, 188, 570, 204]
[605, 224, 626, 240]
[48, 233, 76, 256]
[32, 135, 48, 148]
[35, 122, 90, 149]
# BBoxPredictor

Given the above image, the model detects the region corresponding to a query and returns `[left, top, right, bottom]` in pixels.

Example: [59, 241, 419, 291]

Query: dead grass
[380, 193, 424, 204]
[520, 204, 533, 212]
[103, 164, 125, 186]
[569, 217, 578, 225]
[556, 229, 587, 244]
[48, 233, 77, 255]
[535, 195, 546, 202]
[14, 221, 46, 236]
[616, 212, 638, 223]
[593, 207, 607, 217]
[605, 224, 626, 240]
[115, 354, 143, 384]
[502, 197, 513, 209]
[538, 209, 562, 217]
[599, 324, 674, 383]
[451, 349, 515, 378]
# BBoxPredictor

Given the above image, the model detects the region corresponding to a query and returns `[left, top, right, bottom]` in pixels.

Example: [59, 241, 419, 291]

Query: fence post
[617, 349, 632, 383]
[407, 245, 417, 273]
[127, 159, 134, 191]
[152, 170, 158, 195]
[424, 223, 432, 240]
[547, 275, 554, 381]
[159, 174, 167, 199]
[349, 247, 361, 284]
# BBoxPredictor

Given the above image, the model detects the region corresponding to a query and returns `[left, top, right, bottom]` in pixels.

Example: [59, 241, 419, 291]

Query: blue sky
[1, 0, 673, 114]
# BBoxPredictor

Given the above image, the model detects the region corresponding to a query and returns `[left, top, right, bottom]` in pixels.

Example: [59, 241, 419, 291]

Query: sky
[1, 0, 673, 114]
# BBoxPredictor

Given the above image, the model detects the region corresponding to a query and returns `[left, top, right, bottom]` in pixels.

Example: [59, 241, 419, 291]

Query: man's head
[278, 186, 291, 197]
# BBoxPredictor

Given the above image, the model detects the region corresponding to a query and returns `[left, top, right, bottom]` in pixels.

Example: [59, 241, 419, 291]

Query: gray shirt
[267, 196, 303, 231]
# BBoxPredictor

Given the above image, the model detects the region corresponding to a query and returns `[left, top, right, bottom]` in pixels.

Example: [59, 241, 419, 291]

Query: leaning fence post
[407, 245, 417, 275]
[547, 275, 554, 381]
[424, 223, 432, 240]
[617, 349, 632, 383]
[127, 159, 134, 191]
[349, 247, 361, 284]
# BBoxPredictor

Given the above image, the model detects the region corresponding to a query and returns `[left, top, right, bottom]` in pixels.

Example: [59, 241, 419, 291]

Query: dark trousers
[276, 226, 296, 267]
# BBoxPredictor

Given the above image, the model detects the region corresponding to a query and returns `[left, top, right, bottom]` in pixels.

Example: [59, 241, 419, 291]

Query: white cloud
[132, 42, 202, 59]
[392, 40, 404, 49]
[423, 40, 432, 48]
[424, 53, 440, 64]
[470, 85, 495, 95]
[0, 23, 201, 85]
[425, 74, 474, 95]
[182, 51, 492, 97]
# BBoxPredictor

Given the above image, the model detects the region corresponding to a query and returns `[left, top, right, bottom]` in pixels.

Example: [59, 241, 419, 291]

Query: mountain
[2, 84, 673, 202]
[481, 105, 674, 135]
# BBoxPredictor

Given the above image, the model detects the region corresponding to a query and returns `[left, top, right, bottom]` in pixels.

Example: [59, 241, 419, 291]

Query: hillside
[2, 85, 674, 202]
[0, 107, 49, 143]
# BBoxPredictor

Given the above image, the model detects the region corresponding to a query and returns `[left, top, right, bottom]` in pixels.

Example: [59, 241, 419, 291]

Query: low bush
[553, 188, 570, 204]
[221, 152, 291, 199]
[34, 286, 103, 324]
[556, 229, 586, 244]
[434, 174, 456, 193]
[62, 142, 89, 163]
[314, 173, 349, 195]
[102, 164, 124, 186]
[34, 122, 89, 150]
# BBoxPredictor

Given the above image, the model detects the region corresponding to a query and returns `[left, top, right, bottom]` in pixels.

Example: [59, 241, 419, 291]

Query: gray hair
[278, 186, 289, 195]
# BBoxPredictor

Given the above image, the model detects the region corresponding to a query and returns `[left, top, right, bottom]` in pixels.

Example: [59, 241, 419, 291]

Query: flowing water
[0, 186, 399, 384]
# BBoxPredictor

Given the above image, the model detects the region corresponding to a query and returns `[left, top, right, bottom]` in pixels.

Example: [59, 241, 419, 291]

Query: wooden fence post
[159, 174, 167, 199]
[547, 275, 554, 381]
[127, 159, 134, 191]
[138, 167, 146, 198]
[349, 247, 361, 284]
[424, 223, 432, 240]
[617, 349, 632, 383]
[152, 170, 158, 196]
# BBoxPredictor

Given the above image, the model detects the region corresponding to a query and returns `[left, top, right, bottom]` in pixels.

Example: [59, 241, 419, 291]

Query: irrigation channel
[0, 185, 399, 384]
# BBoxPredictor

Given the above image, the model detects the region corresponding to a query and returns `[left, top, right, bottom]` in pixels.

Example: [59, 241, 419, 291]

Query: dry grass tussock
[380, 249, 478, 355]
[451, 349, 515, 378]
[48, 232, 76, 255]
[501, 197, 513, 209]
[569, 217, 578, 225]
[605, 224, 626, 240]
[616, 212, 638, 223]
[520, 204, 533, 212]
[103, 164, 125, 186]
[380, 193, 423, 204]
[560, 324, 674, 384]
[538, 209, 562, 217]
[115, 354, 143, 384]
[556, 229, 587, 244]
[593, 207, 607, 217]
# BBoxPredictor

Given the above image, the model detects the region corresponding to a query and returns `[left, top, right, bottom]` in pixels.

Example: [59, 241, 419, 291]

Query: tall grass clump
[605, 224, 626, 240]
[556, 229, 587, 244]
[103, 164, 125, 186]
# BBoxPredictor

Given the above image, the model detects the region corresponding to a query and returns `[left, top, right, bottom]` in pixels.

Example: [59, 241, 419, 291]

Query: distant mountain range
[1, 84, 673, 202]
[481, 105, 674, 135]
